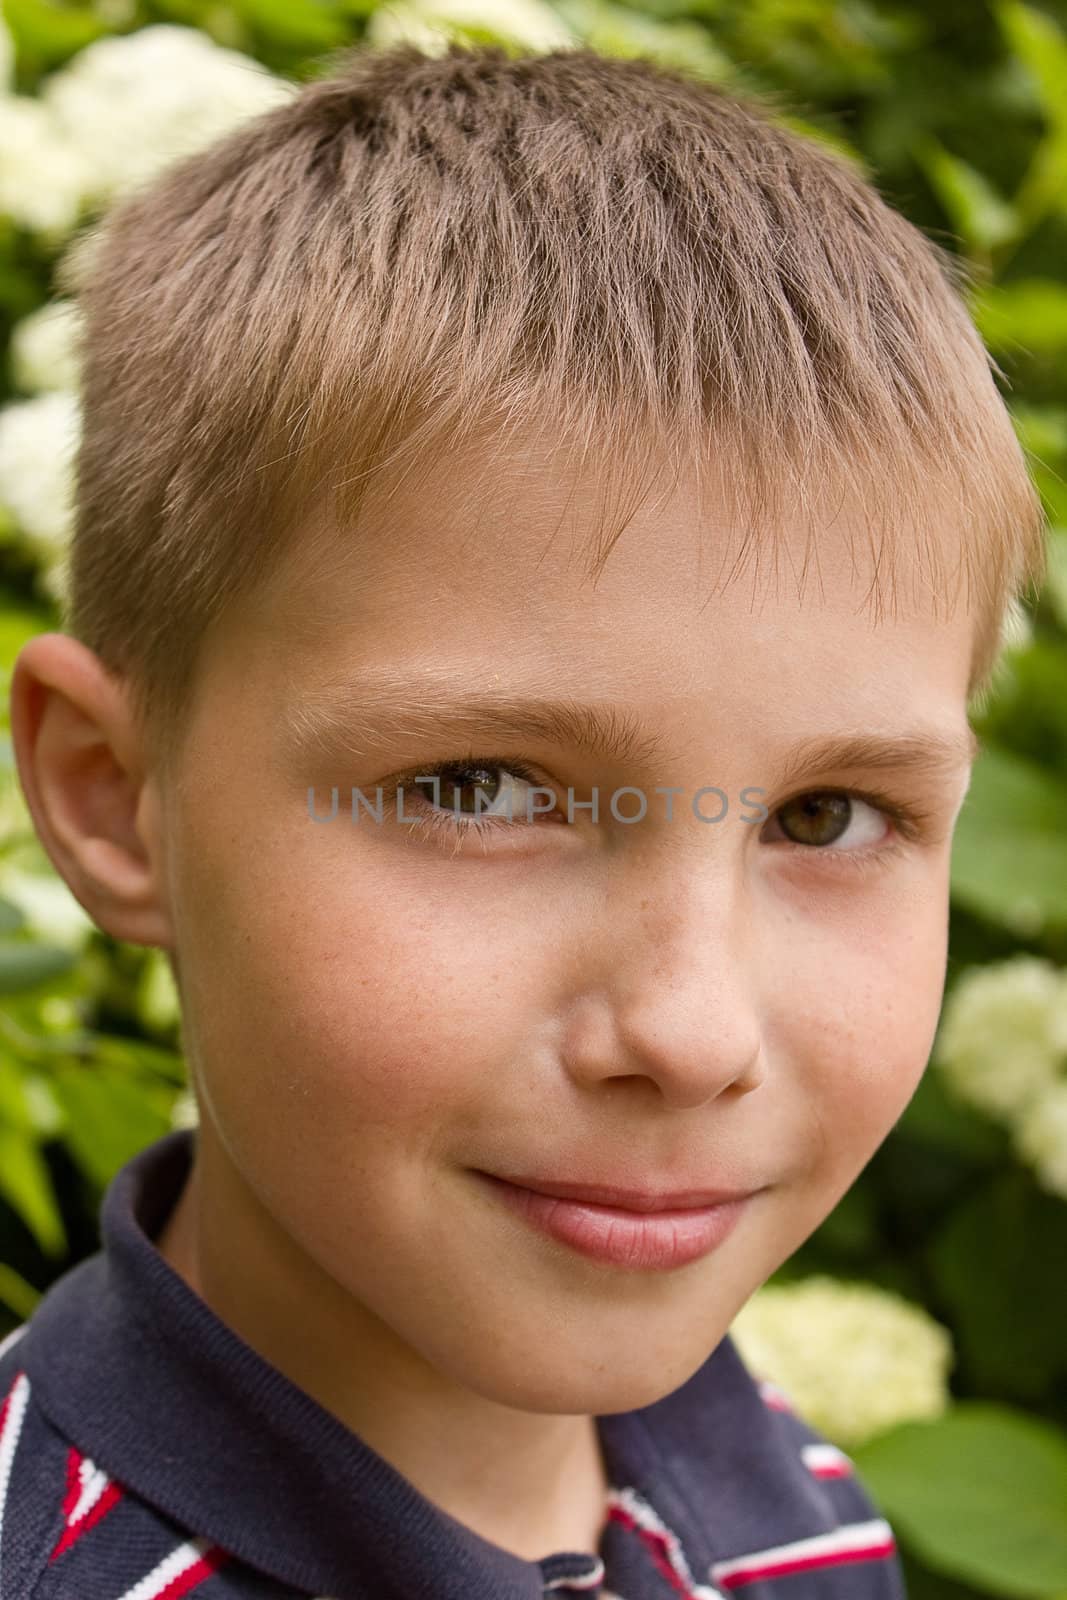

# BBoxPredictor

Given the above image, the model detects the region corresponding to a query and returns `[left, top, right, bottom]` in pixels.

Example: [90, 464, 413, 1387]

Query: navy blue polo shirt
[0, 1128, 907, 1598]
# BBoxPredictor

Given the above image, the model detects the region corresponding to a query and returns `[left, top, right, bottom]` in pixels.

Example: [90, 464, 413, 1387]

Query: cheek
[782, 873, 951, 1171]
[171, 806, 542, 1142]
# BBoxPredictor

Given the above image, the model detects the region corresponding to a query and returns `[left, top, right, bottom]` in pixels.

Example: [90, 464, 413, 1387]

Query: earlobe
[8, 632, 174, 949]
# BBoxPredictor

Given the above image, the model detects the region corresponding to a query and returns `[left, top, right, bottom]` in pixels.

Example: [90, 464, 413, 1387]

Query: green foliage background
[3, 1, 1067, 1595]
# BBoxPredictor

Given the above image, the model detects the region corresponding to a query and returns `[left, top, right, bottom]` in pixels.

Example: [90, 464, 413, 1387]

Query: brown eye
[414, 764, 504, 815]
[776, 792, 853, 847]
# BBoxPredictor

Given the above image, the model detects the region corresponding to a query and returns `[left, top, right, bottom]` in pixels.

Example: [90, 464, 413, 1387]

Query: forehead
[259, 424, 976, 639]
[219, 424, 979, 730]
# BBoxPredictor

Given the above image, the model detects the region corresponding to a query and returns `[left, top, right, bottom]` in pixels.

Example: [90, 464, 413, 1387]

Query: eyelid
[384, 756, 557, 836]
[778, 833, 911, 880]
[771, 784, 935, 845]
[760, 787, 937, 885]
[384, 759, 936, 861]
[378, 758, 556, 858]
[395, 757, 548, 804]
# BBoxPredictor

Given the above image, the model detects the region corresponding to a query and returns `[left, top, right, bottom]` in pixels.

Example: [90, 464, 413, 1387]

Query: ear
[9, 632, 173, 948]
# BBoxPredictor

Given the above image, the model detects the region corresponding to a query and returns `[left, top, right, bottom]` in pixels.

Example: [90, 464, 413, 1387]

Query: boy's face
[150, 434, 976, 1412]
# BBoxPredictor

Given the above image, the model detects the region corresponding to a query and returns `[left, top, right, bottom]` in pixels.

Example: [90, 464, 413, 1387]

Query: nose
[559, 868, 765, 1110]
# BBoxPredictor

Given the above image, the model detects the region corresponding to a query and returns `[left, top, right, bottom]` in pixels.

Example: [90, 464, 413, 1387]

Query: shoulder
[0, 1322, 289, 1599]
[711, 1368, 908, 1598]
[0, 1319, 81, 1598]
[603, 1334, 907, 1598]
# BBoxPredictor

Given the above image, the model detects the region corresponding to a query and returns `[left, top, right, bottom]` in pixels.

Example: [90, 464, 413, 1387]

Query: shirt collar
[20, 1128, 797, 1599]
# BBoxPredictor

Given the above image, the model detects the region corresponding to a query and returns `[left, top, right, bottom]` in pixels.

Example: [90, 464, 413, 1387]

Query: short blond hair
[59, 41, 1046, 770]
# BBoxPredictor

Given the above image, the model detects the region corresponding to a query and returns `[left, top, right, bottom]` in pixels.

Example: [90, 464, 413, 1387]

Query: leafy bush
[3, 4, 1067, 1594]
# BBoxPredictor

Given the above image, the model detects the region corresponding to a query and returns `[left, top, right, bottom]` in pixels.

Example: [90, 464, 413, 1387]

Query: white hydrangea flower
[37, 554, 71, 609]
[368, 0, 576, 53]
[730, 1276, 954, 1448]
[10, 300, 84, 395]
[1012, 1081, 1067, 1202]
[0, 95, 89, 241]
[40, 25, 297, 214]
[0, 391, 80, 565]
[170, 1087, 200, 1130]
[933, 956, 1067, 1122]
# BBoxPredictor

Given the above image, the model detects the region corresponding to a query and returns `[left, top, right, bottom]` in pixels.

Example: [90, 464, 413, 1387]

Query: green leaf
[950, 746, 1067, 934]
[19, 1071, 64, 1137]
[854, 1404, 1067, 1597]
[0, 1125, 65, 1256]
[994, 0, 1067, 227]
[0, 897, 26, 934]
[0, 1058, 35, 1132]
[1045, 528, 1067, 634]
[553, 0, 730, 80]
[809, 1176, 879, 1258]
[0, 1262, 40, 1320]
[898, 1544, 1001, 1600]
[915, 138, 1019, 253]
[231, 0, 349, 50]
[0, 940, 76, 994]
[0, 598, 51, 739]
[973, 280, 1067, 357]
[2, 0, 109, 75]
[135, 949, 182, 1034]
[1016, 131, 1067, 230]
[971, 633, 1067, 784]
[895, 1066, 1009, 1164]
[50, 1063, 174, 1190]
[775, 111, 867, 171]
[0, 597, 50, 661]
[91, 1031, 187, 1085]
[996, 2, 1067, 138]
[926, 1171, 1067, 1399]
[1010, 404, 1067, 463]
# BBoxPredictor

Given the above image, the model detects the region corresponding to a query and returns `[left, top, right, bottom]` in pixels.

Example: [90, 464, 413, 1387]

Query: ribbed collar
[19, 1128, 814, 1599]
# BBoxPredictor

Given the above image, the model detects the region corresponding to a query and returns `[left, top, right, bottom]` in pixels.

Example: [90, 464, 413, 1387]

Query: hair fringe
[61, 41, 1048, 769]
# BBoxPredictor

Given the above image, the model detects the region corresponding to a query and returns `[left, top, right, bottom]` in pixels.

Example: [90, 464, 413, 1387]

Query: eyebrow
[775, 726, 981, 788]
[285, 681, 667, 767]
[283, 676, 981, 780]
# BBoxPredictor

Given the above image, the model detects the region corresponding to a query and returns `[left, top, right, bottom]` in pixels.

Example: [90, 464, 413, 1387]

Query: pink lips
[475, 1172, 753, 1270]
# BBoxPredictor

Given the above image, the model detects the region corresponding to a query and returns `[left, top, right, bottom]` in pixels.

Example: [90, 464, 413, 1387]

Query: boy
[0, 37, 1045, 1600]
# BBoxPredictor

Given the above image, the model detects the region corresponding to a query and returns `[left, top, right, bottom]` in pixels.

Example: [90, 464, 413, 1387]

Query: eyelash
[384, 756, 934, 875]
